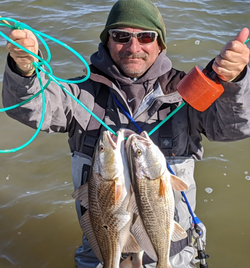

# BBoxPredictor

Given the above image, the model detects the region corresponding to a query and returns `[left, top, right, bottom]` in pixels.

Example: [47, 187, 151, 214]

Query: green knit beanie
[100, 0, 167, 50]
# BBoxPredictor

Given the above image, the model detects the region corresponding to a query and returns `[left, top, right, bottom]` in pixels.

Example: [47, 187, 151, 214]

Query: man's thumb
[235, 27, 249, 43]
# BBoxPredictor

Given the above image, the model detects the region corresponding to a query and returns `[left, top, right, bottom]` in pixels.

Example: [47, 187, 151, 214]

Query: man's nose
[126, 36, 141, 53]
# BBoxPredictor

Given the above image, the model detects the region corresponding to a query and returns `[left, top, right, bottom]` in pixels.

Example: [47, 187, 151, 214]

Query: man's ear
[157, 39, 162, 53]
[159, 45, 161, 53]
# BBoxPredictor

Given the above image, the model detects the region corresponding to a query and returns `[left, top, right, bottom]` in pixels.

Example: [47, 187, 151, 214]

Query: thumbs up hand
[212, 27, 249, 82]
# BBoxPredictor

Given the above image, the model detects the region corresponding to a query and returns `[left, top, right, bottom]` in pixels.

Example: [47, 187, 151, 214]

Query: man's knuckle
[222, 50, 231, 59]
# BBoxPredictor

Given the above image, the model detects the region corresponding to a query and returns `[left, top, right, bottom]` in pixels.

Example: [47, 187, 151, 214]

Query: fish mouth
[120, 128, 136, 139]
[106, 131, 119, 150]
[137, 131, 152, 147]
[125, 131, 152, 152]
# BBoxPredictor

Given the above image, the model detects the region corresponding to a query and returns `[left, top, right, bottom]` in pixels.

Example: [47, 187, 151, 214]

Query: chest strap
[82, 86, 109, 157]
[158, 103, 178, 157]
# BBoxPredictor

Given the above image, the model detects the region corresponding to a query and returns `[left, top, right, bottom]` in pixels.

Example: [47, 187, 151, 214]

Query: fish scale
[135, 175, 174, 267]
[88, 174, 132, 268]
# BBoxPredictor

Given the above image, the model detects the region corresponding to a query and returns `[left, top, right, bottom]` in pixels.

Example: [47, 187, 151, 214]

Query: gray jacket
[2, 44, 250, 267]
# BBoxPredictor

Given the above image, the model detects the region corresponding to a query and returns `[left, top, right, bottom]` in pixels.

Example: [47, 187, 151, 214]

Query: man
[2, 0, 250, 267]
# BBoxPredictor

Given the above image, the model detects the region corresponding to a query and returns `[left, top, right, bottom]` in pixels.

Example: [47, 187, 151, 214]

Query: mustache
[118, 51, 148, 60]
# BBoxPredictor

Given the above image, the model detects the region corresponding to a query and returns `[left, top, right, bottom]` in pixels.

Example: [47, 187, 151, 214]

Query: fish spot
[103, 225, 109, 230]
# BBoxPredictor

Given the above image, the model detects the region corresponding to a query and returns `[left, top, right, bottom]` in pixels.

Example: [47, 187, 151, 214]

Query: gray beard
[118, 51, 149, 78]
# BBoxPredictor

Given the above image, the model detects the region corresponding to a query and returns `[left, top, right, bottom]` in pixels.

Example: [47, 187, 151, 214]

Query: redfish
[126, 131, 189, 268]
[72, 129, 141, 268]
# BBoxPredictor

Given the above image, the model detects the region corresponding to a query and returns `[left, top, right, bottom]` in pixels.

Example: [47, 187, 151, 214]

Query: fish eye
[137, 149, 142, 156]
[99, 145, 105, 152]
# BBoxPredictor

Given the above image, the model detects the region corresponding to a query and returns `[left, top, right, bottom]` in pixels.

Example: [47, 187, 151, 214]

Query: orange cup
[177, 66, 224, 112]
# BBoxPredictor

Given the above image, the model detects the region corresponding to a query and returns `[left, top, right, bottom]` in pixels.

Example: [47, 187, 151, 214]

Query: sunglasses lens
[137, 32, 157, 44]
[111, 30, 131, 43]
[109, 30, 157, 44]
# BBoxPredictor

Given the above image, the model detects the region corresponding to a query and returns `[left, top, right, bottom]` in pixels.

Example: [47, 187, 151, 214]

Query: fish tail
[156, 261, 172, 268]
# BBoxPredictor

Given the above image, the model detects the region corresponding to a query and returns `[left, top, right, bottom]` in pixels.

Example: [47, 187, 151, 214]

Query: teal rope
[0, 17, 93, 153]
[0, 18, 119, 142]
[0, 67, 47, 153]
[37, 64, 117, 135]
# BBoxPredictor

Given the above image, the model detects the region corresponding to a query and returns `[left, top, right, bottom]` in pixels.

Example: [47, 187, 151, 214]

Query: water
[0, 0, 250, 267]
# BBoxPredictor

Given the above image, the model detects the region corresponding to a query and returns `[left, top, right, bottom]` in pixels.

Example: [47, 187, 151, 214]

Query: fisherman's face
[107, 27, 161, 78]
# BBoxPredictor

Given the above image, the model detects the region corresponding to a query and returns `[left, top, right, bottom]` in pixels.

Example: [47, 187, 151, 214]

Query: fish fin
[114, 181, 122, 204]
[120, 255, 132, 268]
[131, 251, 144, 268]
[123, 251, 144, 268]
[120, 252, 144, 268]
[130, 216, 157, 262]
[116, 214, 132, 232]
[122, 233, 141, 253]
[80, 211, 103, 262]
[170, 175, 189, 191]
[130, 184, 134, 196]
[159, 176, 166, 196]
[171, 221, 188, 242]
[127, 191, 139, 215]
[72, 184, 89, 209]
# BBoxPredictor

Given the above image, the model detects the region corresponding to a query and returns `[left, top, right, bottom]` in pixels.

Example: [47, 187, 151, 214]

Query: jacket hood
[90, 43, 172, 114]
[90, 43, 172, 84]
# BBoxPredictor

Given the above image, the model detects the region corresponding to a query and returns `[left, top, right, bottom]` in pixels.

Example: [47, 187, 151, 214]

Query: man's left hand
[212, 27, 249, 82]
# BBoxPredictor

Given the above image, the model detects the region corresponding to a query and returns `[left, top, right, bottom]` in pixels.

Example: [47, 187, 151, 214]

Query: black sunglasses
[108, 29, 158, 45]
